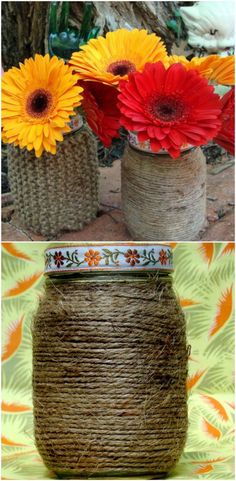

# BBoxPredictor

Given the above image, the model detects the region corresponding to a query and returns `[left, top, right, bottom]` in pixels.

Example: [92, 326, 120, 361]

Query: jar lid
[128, 131, 194, 155]
[65, 112, 84, 135]
[44, 243, 173, 275]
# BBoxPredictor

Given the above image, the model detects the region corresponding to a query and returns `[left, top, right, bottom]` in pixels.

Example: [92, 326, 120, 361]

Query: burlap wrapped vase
[7, 119, 99, 238]
[122, 134, 206, 241]
[33, 243, 188, 478]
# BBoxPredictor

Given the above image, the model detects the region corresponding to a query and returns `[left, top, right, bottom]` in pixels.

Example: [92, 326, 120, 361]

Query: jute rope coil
[7, 128, 99, 238]
[122, 145, 206, 241]
[33, 275, 188, 478]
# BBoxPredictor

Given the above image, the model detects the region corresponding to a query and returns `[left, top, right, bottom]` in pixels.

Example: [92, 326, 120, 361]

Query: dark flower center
[147, 95, 185, 122]
[26, 89, 53, 118]
[107, 60, 136, 77]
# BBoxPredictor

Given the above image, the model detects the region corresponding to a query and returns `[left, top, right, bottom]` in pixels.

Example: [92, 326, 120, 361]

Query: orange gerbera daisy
[168, 54, 235, 85]
[2, 54, 83, 157]
[70, 28, 168, 86]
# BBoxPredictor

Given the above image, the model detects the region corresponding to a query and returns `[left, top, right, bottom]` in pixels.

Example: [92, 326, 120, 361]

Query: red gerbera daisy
[213, 87, 235, 156]
[118, 62, 222, 159]
[81, 81, 120, 147]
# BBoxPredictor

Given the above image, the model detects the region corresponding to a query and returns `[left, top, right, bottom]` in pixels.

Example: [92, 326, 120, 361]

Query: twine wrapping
[7, 128, 99, 238]
[33, 274, 188, 478]
[122, 145, 206, 241]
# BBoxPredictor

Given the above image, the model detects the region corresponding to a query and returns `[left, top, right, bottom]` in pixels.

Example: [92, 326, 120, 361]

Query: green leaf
[58, 2, 70, 33]
[102, 249, 112, 255]
[88, 26, 100, 40]
[150, 254, 156, 263]
[49, 2, 58, 34]
[80, 2, 93, 42]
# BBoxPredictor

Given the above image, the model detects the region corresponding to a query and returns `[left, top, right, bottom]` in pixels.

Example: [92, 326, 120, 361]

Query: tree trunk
[70, 1, 178, 53]
[2, 1, 178, 70]
[1, 1, 49, 70]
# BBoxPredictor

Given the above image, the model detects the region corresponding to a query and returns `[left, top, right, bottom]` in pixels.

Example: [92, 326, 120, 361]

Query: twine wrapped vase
[33, 243, 188, 478]
[122, 133, 206, 241]
[7, 115, 99, 238]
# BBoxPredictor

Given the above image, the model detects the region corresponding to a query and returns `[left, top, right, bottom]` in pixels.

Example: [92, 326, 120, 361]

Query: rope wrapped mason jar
[33, 243, 188, 478]
[7, 113, 99, 238]
[122, 133, 206, 241]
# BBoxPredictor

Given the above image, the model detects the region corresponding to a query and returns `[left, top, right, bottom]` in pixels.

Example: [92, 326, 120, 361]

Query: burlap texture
[7, 129, 99, 238]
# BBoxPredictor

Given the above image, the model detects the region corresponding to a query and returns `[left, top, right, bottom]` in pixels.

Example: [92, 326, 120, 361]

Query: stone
[201, 212, 235, 241]
[2, 223, 31, 241]
[207, 214, 219, 223]
[1, 192, 13, 207]
[209, 161, 235, 175]
[2, 205, 14, 223]
[207, 196, 218, 201]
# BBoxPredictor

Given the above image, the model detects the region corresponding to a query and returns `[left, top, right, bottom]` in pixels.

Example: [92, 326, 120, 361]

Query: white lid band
[45, 244, 173, 275]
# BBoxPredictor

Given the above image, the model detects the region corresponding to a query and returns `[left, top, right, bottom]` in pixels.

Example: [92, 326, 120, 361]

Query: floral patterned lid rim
[44, 243, 173, 275]
[65, 112, 84, 135]
[128, 131, 194, 155]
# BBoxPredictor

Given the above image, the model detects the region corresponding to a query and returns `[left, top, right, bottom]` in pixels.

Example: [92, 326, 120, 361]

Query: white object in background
[180, 1, 235, 52]
[214, 85, 231, 97]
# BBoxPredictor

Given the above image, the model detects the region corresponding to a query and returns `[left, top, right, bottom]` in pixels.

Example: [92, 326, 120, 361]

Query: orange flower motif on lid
[84, 249, 102, 267]
[124, 249, 140, 266]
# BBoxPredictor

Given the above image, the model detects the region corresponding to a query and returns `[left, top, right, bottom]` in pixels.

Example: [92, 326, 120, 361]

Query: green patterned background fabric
[2, 242, 234, 480]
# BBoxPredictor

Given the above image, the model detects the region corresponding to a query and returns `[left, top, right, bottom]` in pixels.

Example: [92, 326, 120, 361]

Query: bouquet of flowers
[70, 28, 235, 158]
[2, 27, 235, 159]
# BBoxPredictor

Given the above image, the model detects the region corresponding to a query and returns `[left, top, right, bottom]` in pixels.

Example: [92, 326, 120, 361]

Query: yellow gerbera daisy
[2, 54, 83, 157]
[70, 28, 168, 86]
[168, 54, 235, 86]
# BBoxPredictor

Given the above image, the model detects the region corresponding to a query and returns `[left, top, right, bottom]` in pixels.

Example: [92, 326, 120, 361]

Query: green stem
[64, 256, 84, 267]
